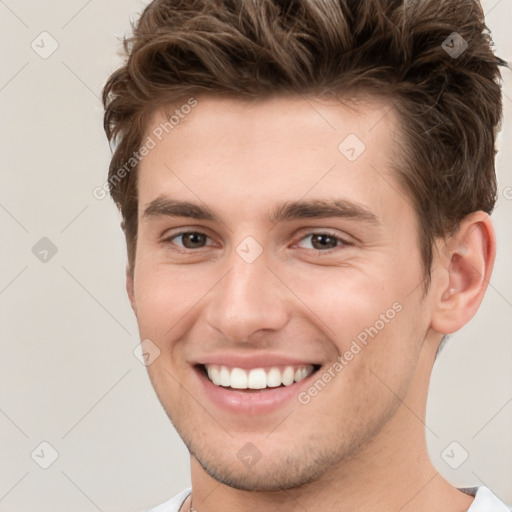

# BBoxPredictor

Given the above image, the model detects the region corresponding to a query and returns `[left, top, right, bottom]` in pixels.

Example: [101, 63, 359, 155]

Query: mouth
[192, 354, 324, 414]
[198, 363, 320, 392]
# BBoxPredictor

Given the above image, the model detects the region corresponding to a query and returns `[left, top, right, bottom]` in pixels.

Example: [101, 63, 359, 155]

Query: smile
[202, 364, 316, 390]
[193, 356, 322, 414]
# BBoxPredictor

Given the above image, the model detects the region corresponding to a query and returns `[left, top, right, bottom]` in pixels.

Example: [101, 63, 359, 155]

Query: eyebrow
[142, 195, 380, 226]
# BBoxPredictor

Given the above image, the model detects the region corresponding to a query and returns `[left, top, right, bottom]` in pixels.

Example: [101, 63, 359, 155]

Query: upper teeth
[204, 365, 314, 389]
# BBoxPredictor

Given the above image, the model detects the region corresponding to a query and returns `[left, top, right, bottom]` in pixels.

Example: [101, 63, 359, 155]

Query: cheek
[356, 299, 427, 409]
[281, 264, 401, 342]
[290, 264, 424, 386]
[132, 262, 207, 332]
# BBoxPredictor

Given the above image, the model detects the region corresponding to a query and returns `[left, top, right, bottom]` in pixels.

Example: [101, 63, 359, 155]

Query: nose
[203, 247, 290, 344]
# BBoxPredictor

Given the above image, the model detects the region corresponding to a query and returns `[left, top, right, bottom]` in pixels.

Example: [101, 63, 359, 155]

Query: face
[130, 95, 435, 491]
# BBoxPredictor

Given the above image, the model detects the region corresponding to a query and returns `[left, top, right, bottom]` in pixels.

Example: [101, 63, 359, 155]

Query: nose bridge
[204, 243, 289, 342]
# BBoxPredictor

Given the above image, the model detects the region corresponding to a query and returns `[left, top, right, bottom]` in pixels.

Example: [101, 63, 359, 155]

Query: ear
[126, 265, 137, 315]
[430, 211, 496, 335]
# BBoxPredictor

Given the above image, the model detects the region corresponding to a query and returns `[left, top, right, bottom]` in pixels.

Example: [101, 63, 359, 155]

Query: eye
[162, 230, 351, 253]
[296, 232, 349, 251]
[163, 231, 212, 250]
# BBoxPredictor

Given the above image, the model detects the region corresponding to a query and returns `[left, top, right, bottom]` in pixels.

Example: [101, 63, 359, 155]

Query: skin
[127, 95, 495, 512]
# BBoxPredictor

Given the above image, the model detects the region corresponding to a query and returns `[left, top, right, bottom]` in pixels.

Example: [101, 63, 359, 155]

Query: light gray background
[0, 1, 511, 510]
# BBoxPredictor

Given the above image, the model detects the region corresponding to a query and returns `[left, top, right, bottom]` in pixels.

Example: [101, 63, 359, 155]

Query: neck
[185, 340, 474, 512]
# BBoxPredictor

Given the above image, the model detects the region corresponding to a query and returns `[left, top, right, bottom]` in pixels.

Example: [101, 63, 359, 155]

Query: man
[102, 0, 510, 510]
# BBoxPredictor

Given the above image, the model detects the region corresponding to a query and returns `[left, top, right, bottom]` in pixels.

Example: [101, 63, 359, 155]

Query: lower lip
[195, 366, 318, 415]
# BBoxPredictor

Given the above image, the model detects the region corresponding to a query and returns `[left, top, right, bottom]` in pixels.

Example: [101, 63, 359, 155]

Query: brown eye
[311, 234, 339, 250]
[167, 231, 209, 249]
[297, 232, 344, 251]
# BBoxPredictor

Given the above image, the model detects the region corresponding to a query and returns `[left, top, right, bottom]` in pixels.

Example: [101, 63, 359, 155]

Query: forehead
[138, 94, 409, 223]
[144, 94, 399, 157]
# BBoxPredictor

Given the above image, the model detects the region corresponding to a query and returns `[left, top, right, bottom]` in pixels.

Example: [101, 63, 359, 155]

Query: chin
[191, 446, 333, 492]
[178, 424, 359, 492]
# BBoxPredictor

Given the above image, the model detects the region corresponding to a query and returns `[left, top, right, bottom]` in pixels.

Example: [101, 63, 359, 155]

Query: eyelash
[162, 230, 351, 253]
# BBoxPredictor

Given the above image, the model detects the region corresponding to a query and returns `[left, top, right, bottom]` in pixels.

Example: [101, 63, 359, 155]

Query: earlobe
[430, 211, 496, 335]
[126, 265, 137, 314]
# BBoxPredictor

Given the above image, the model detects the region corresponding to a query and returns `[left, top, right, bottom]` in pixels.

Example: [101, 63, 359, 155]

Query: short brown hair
[102, 0, 506, 287]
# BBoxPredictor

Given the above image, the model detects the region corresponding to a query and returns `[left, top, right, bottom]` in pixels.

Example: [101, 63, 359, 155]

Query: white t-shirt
[145, 486, 511, 512]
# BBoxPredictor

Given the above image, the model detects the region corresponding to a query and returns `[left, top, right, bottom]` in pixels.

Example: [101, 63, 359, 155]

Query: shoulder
[143, 488, 192, 512]
[462, 486, 512, 512]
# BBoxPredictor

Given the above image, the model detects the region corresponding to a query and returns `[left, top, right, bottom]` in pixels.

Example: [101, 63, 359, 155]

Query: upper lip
[193, 353, 322, 370]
